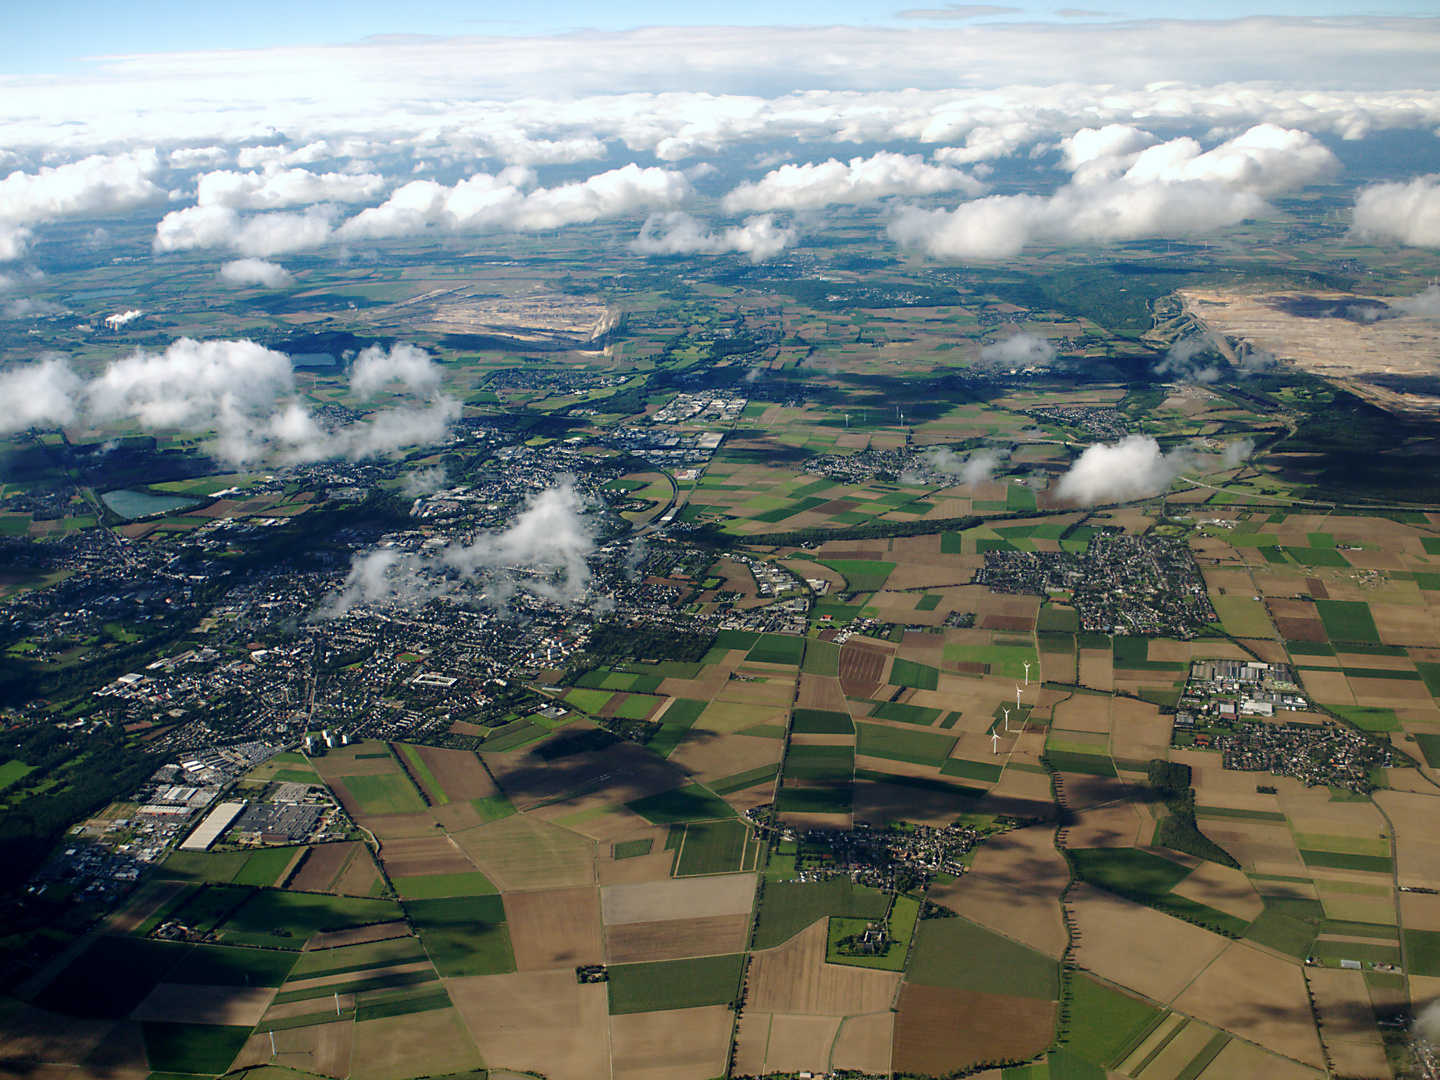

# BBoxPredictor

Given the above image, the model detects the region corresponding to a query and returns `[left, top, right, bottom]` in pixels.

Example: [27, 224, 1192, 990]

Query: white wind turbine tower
[1023, 660, 1031, 685]
[991, 730, 1000, 754]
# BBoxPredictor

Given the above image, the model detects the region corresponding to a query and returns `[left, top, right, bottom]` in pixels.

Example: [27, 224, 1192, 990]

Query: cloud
[1388, 284, 1440, 318]
[0, 150, 165, 259]
[1415, 998, 1440, 1045]
[0, 339, 456, 464]
[918, 447, 1006, 485]
[196, 166, 385, 209]
[1055, 435, 1196, 504]
[1351, 175, 1440, 247]
[1220, 438, 1254, 469]
[154, 204, 335, 256]
[896, 4, 1023, 18]
[1154, 335, 1223, 383]
[402, 465, 448, 498]
[0, 358, 83, 430]
[894, 124, 1336, 258]
[218, 258, 293, 287]
[632, 211, 794, 262]
[979, 331, 1056, 367]
[3, 298, 69, 319]
[722, 151, 984, 212]
[336, 163, 691, 241]
[315, 481, 597, 617]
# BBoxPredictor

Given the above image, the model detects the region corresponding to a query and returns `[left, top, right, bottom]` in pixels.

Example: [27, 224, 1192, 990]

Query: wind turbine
[1015, 684, 1023, 709]
[991, 730, 1000, 755]
[1023, 660, 1031, 686]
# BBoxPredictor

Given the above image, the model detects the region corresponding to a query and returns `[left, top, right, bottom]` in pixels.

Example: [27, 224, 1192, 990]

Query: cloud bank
[722, 152, 984, 212]
[631, 211, 793, 262]
[0, 341, 458, 464]
[1351, 175, 1440, 247]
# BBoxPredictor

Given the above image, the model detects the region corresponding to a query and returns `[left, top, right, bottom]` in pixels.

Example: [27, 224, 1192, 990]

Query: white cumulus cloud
[979, 332, 1056, 367]
[154, 205, 334, 256]
[218, 258, 293, 287]
[0, 150, 165, 260]
[632, 212, 794, 262]
[1351, 175, 1440, 247]
[196, 166, 385, 209]
[722, 152, 984, 213]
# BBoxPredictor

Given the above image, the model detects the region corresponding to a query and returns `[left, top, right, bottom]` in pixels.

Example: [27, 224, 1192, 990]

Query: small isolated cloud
[917, 446, 1006, 485]
[1056, 435, 1195, 504]
[402, 465, 448, 498]
[722, 152, 984, 213]
[314, 481, 596, 617]
[1220, 438, 1255, 469]
[1388, 284, 1440, 318]
[1351, 175, 1440, 247]
[1154, 335, 1223, 383]
[896, 4, 1022, 19]
[632, 212, 794, 262]
[219, 258, 293, 287]
[978, 331, 1056, 367]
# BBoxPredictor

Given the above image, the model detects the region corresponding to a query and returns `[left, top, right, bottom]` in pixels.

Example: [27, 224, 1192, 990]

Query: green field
[563, 687, 613, 713]
[392, 871, 499, 899]
[343, 771, 428, 815]
[710, 763, 780, 795]
[1063, 974, 1165, 1069]
[1315, 600, 1382, 645]
[354, 989, 453, 1022]
[472, 793, 517, 822]
[938, 757, 1004, 783]
[889, 658, 940, 690]
[782, 743, 854, 781]
[790, 708, 854, 734]
[869, 701, 941, 725]
[142, 1022, 254, 1074]
[398, 744, 450, 805]
[220, 890, 403, 949]
[613, 838, 653, 859]
[404, 895, 515, 977]
[800, 639, 841, 676]
[942, 643, 1037, 678]
[649, 698, 707, 758]
[289, 936, 429, 979]
[613, 694, 661, 720]
[154, 849, 252, 884]
[625, 784, 737, 824]
[752, 878, 891, 949]
[855, 722, 956, 766]
[818, 559, 896, 592]
[232, 846, 304, 887]
[775, 786, 853, 813]
[1403, 928, 1440, 977]
[826, 895, 919, 971]
[1412, 733, 1440, 769]
[1070, 848, 1192, 904]
[606, 953, 746, 1014]
[1298, 849, 1393, 873]
[674, 819, 753, 876]
[747, 633, 806, 665]
[906, 917, 1058, 999]
[1210, 595, 1274, 638]
[34, 936, 191, 1018]
[167, 943, 298, 986]
[1044, 750, 1118, 776]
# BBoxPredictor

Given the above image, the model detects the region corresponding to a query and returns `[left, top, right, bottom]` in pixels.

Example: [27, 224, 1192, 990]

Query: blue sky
[6, 0, 1438, 75]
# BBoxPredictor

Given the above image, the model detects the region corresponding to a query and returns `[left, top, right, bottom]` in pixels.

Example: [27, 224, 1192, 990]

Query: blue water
[290, 352, 338, 367]
[65, 288, 138, 302]
[100, 490, 200, 520]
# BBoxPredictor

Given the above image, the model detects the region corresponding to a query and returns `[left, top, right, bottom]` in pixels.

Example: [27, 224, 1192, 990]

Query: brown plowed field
[355, 811, 436, 840]
[1070, 883, 1229, 1003]
[332, 844, 384, 897]
[609, 1005, 733, 1080]
[103, 879, 189, 935]
[1307, 966, 1390, 1079]
[1173, 941, 1324, 1069]
[731, 1011, 773, 1076]
[447, 969, 610, 1080]
[1197, 1038, 1324, 1080]
[852, 779, 978, 829]
[305, 920, 412, 950]
[414, 745, 497, 801]
[482, 737, 687, 809]
[379, 834, 474, 878]
[761, 1013, 841, 1074]
[892, 985, 1054, 1077]
[796, 674, 848, 712]
[604, 913, 750, 963]
[601, 873, 756, 925]
[504, 886, 604, 970]
[967, 825, 1070, 898]
[747, 920, 900, 1016]
[288, 841, 356, 892]
[246, 1019, 352, 1078]
[832, 1011, 894, 1076]
[350, 1008, 482, 1080]
[313, 744, 401, 778]
[1377, 789, 1440, 890]
[598, 847, 677, 886]
[668, 731, 782, 786]
[451, 813, 596, 891]
[927, 876, 1066, 958]
[1171, 861, 1265, 921]
[0, 1004, 115, 1066]
[838, 644, 886, 684]
[130, 984, 274, 1026]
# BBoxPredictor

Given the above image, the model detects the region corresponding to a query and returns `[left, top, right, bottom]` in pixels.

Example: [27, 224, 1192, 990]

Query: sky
[5, 1, 1440, 75]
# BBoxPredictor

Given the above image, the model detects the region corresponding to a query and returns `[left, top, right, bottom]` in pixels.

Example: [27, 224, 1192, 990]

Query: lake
[100, 490, 201, 520]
